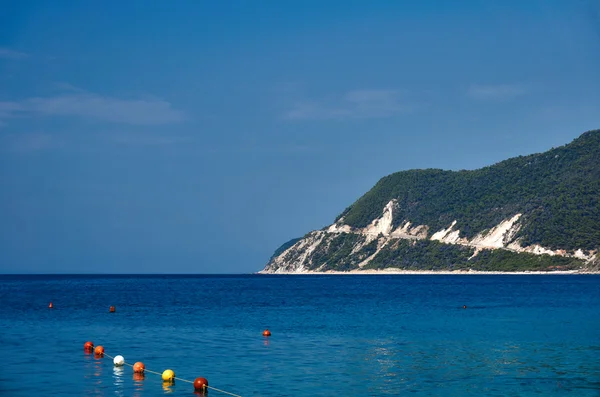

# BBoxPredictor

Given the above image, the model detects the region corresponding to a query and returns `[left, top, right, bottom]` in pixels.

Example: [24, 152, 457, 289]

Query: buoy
[94, 345, 104, 356]
[463, 305, 467, 309]
[48, 302, 53, 308]
[162, 369, 175, 382]
[109, 306, 116, 313]
[133, 362, 145, 373]
[263, 329, 271, 337]
[194, 377, 209, 391]
[113, 355, 125, 366]
[84, 341, 94, 352]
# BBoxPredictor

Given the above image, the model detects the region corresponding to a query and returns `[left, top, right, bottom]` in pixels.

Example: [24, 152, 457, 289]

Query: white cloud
[284, 89, 417, 120]
[0, 89, 187, 126]
[467, 84, 529, 100]
[0, 48, 28, 60]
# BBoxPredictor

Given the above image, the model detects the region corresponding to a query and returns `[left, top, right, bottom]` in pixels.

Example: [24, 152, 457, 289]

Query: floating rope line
[94, 348, 242, 397]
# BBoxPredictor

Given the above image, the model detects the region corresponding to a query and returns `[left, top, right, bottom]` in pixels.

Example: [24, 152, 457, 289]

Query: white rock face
[327, 223, 352, 233]
[261, 200, 595, 273]
[390, 222, 428, 239]
[262, 231, 326, 273]
[522, 244, 557, 256]
[430, 221, 457, 242]
[470, 214, 522, 248]
[363, 200, 396, 236]
[328, 200, 429, 240]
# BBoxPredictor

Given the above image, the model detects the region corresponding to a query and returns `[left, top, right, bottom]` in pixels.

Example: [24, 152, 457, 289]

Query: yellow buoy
[162, 369, 175, 382]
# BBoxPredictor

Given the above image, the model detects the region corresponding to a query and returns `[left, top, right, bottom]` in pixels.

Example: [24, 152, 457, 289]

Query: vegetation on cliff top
[270, 237, 302, 259]
[336, 130, 600, 251]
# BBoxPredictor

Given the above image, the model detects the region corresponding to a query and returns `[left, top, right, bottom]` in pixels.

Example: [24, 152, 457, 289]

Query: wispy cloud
[26, 93, 187, 124]
[467, 84, 529, 100]
[51, 82, 87, 93]
[0, 48, 29, 60]
[0, 102, 23, 127]
[0, 88, 187, 126]
[112, 132, 193, 146]
[284, 89, 418, 121]
[538, 102, 599, 121]
[0, 132, 58, 152]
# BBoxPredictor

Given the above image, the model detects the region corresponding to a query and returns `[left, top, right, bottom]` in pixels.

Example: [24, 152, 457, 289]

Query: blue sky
[1, 0, 599, 273]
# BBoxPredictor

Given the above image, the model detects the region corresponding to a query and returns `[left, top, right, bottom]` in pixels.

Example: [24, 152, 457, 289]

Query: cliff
[262, 130, 600, 273]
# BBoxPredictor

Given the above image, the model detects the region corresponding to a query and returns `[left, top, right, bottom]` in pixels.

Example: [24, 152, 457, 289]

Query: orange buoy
[133, 362, 145, 373]
[84, 341, 94, 352]
[262, 329, 271, 337]
[48, 302, 53, 308]
[194, 377, 209, 391]
[109, 306, 116, 313]
[94, 345, 104, 356]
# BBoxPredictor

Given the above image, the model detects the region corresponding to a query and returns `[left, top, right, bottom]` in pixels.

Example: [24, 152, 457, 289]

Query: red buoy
[109, 306, 116, 313]
[194, 377, 209, 391]
[48, 302, 53, 309]
[84, 341, 94, 352]
[262, 329, 271, 337]
[133, 362, 145, 373]
[94, 345, 104, 356]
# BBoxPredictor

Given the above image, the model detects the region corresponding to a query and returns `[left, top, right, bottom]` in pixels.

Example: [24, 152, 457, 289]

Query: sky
[1, 0, 599, 274]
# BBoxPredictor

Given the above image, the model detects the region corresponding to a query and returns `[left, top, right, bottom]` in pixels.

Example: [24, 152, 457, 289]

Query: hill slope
[262, 130, 600, 273]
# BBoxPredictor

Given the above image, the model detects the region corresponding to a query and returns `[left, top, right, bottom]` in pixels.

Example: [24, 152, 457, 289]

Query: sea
[0, 274, 599, 397]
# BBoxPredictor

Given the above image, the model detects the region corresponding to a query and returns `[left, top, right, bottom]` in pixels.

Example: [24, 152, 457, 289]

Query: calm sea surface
[0, 274, 599, 396]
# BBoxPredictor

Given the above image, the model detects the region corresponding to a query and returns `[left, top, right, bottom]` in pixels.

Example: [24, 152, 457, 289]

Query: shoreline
[257, 268, 599, 275]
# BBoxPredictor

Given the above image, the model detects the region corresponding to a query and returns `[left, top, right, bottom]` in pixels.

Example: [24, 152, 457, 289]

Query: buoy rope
[99, 350, 242, 397]
[202, 385, 243, 397]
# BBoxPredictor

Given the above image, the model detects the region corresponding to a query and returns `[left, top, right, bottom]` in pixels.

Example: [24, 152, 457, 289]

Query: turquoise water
[0, 274, 599, 396]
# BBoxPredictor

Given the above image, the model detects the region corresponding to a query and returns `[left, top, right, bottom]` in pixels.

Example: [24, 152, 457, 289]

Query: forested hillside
[337, 130, 600, 251]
